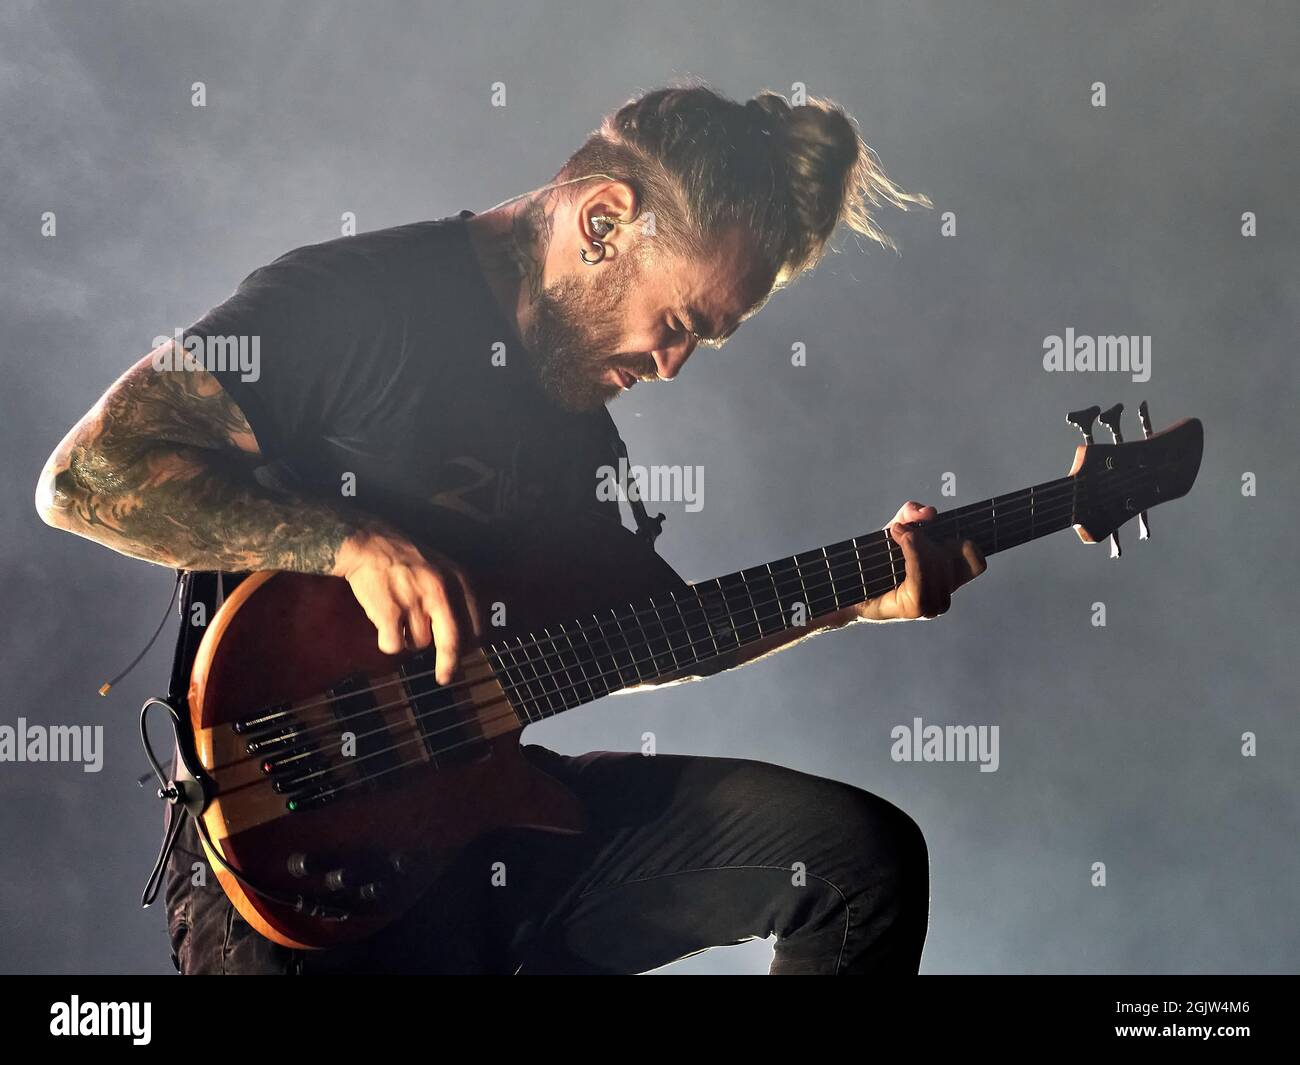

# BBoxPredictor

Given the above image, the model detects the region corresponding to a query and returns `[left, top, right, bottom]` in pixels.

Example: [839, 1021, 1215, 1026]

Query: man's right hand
[333, 528, 482, 684]
[35, 346, 482, 684]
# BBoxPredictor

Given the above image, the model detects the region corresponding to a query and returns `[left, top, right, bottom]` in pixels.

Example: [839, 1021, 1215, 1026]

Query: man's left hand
[855, 500, 987, 622]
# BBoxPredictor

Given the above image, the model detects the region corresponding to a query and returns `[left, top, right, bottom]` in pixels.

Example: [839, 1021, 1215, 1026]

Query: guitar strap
[140, 569, 223, 908]
[599, 407, 666, 548]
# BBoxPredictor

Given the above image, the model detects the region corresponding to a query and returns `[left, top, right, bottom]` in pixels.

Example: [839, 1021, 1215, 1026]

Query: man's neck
[463, 189, 557, 350]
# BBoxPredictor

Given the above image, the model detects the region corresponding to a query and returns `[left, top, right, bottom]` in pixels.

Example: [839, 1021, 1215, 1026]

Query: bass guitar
[175, 401, 1202, 948]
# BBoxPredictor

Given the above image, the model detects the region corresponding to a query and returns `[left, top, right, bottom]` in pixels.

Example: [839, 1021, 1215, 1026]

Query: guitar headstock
[1065, 401, 1203, 553]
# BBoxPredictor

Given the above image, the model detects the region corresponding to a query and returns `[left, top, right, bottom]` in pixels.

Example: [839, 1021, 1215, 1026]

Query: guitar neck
[484, 472, 1082, 722]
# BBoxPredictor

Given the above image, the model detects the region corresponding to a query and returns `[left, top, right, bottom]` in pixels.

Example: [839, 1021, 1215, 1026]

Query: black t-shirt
[184, 211, 623, 546]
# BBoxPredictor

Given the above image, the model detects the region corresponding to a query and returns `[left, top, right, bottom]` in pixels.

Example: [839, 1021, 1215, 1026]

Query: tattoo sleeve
[37, 348, 362, 575]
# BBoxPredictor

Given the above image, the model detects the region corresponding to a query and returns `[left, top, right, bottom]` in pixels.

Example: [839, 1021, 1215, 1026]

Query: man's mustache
[607, 355, 658, 380]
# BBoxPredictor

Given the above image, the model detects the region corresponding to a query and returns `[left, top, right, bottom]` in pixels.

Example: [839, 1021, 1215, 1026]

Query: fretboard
[484, 472, 1082, 723]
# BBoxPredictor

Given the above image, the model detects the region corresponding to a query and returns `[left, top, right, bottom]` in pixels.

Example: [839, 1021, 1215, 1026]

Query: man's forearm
[39, 441, 359, 574]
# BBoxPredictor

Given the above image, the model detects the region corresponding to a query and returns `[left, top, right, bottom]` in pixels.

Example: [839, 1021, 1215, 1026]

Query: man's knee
[755, 773, 929, 972]
[849, 789, 928, 885]
[796, 779, 929, 910]
[721, 760, 929, 895]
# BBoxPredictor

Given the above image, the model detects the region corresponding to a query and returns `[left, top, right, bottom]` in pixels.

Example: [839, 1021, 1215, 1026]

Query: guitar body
[186, 512, 685, 949]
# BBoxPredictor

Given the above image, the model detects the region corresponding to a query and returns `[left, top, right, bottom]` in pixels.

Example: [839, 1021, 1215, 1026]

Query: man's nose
[651, 338, 696, 381]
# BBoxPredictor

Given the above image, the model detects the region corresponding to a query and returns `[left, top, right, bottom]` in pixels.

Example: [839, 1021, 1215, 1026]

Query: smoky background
[1, 0, 1296, 973]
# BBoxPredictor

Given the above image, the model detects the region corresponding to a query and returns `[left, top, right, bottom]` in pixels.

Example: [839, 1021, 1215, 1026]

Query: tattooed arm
[36, 342, 481, 680]
[35, 342, 357, 573]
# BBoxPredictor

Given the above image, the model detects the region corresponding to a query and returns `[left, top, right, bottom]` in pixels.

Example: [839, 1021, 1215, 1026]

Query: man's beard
[522, 253, 655, 412]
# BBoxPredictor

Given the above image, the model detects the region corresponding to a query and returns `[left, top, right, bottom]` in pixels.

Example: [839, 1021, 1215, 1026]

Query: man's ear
[576, 180, 641, 249]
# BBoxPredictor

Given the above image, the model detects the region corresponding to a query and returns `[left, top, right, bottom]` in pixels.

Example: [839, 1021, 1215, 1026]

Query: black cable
[137, 694, 349, 922]
[99, 572, 183, 697]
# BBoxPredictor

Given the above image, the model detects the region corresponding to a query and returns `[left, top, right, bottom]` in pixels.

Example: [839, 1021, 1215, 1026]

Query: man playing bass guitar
[36, 85, 985, 975]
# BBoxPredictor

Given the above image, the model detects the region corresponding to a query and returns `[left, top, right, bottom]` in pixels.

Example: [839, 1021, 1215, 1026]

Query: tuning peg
[1137, 399, 1154, 440]
[1066, 405, 1101, 444]
[1098, 402, 1125, 443]
[1135, 401, 1153, 540]
[1096, 403, 1124, 557]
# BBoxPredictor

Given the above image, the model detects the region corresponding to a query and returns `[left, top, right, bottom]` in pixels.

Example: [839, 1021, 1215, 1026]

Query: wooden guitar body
[186, 512, 684, 949]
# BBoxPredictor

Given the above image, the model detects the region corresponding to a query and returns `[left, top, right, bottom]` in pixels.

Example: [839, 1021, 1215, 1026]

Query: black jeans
[164, 745, 929, 974]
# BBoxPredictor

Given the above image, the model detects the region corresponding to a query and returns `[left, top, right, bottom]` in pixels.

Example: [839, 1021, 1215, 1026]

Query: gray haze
[1, 0, 1296, 973]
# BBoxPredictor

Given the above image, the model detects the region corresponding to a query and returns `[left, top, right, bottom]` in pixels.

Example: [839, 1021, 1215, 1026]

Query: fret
[759, 566, 774, 631]
[822, 546, 841, 611]
[851, 536, 869, 601]
[539, 626, 571, 708]
[531, 628, 570, 717]
[550, 627, 579, 714]
[608, 606, 645, 686]
[760, 564, 783, 633]
[581, 615, 616, 699]
[707, 579, 742, 654]
[738, 569, 765, 638]
[886, 532, 900, 588]
[788, 558, 811, 625]
[488, 642, 527, 723]
[514, 633, 553, 720]
[663, 592, 695, 665]
[495, 639, 528, 723]
[810, 550, 834, 615]
[487, 643, 530, 724]
[760, 557, 786, 628]
[712, 574, 751, 645]
[576, 619, 611, 699]
[555, 622, 598, 704]
[675, 588, 716, 661]
[648, 596, 683, 672]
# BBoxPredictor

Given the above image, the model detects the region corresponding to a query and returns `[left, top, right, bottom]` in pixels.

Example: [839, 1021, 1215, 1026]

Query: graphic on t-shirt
[427, 445, 533, 523]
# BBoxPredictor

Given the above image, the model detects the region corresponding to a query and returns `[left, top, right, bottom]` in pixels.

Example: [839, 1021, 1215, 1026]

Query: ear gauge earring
[581, 215, 616, 265]
[580, 210, 639, 265]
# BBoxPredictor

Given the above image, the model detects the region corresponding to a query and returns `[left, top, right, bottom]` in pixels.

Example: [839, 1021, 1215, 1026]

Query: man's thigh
[161, 752, 607, 975]
[515, 745, 930, 974]
[163, 744, 925, 974]
[163, 817, 302, 975]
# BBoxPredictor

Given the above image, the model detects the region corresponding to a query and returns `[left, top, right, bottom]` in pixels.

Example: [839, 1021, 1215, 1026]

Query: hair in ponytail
[555, 79, 931, 294]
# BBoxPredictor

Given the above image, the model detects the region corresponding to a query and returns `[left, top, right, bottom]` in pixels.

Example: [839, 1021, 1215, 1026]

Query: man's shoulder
[252, 216, 468, 287]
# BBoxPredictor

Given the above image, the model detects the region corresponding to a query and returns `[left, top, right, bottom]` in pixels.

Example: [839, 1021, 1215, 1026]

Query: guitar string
[479, 463, 1141, 697]
[301, 480, 1146, 803]
[234, 472, 1138, 789]
[248, 479, 1147, 799]
[235, 477, 1099, 765]
[275, 510, 1146, 802]
[236, 466, 1118, 739]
